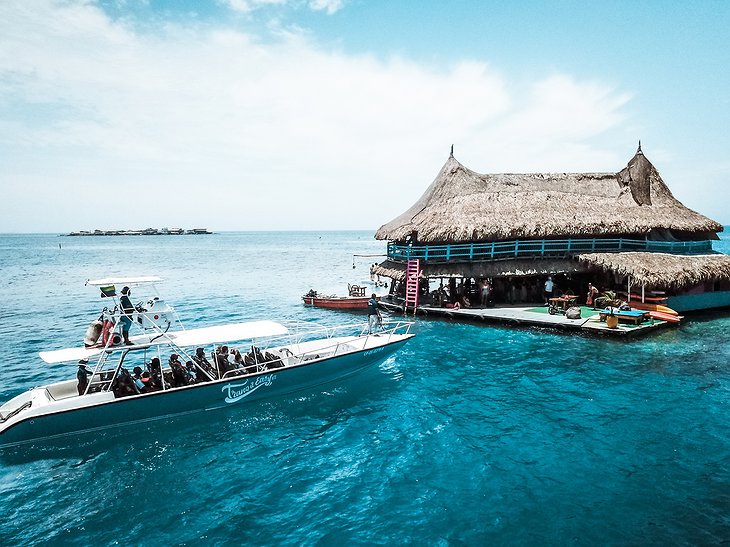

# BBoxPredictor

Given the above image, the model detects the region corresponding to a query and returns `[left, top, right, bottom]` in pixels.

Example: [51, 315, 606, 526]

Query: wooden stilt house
[373, 144, 730, 312]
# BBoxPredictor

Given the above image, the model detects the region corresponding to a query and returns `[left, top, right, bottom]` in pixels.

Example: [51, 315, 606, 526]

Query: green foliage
[594, 290, 622, 313]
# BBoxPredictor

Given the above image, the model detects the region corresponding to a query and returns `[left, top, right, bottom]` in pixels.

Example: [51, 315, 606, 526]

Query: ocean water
[1, 230, 729, 545]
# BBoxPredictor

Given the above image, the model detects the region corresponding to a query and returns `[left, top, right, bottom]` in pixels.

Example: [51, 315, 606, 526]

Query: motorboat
[0, 277, 415, 448]
[302, 284, 378, 310]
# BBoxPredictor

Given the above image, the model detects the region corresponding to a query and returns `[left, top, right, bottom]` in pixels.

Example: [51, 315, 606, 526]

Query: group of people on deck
[544, 277, 600, 307]
[396, 275, 606, 310]
[79, 344, 287, 397]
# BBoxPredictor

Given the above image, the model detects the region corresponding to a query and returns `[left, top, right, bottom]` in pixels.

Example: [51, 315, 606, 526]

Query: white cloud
[221, 0, 343, 15]
[0, 1, 633, 232]
[308, 0, 344, 15]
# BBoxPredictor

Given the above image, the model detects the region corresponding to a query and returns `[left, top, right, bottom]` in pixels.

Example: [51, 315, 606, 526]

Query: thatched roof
[576, 252, 730, 289]
[373, 258, 588, 281]
[375, 145, 722, 243]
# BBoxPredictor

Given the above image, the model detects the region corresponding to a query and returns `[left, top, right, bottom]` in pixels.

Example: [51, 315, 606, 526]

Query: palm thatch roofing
[577, 252, 730, 289]
[373, 258, 589, 281]
[375, 145, 722, 243]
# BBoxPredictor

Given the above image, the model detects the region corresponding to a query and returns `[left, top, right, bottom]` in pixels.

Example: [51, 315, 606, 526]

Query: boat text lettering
[364, 346, 385, 357]
[222, 375, 276, 404]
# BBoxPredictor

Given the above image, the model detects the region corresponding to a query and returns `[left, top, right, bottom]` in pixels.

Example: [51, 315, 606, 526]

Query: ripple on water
[1, 232, 730, 544]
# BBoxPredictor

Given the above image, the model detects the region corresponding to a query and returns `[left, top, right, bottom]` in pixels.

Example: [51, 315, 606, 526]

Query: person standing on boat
[77, 360, 93, 395]
[367, 293, 382, 334]
[119, 286, 135, 345]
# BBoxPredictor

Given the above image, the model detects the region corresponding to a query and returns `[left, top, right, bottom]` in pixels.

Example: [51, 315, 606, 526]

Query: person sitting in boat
[184, 361, 197, 384]
[243, 348, 259, 374]
[140, 371, 154, 390]
[229, 349, 245, 369]
[190, 360, 210, 383]
[214, 346, 235, 376]
[119, 286, 135, 345]
[112, 367, 139, 397]
[193, 348, 216, 380]
[147, 357, 164, 390]
[169, 354, 190, 387]
[132, 366, 148, 393]
[77, 360, 93, 396]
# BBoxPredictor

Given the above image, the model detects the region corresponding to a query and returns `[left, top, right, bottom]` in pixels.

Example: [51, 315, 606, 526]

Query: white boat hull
[0, 334, 412, 447]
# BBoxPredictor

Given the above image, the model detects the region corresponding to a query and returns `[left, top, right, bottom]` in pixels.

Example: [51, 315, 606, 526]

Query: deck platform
[386, 303, 673, 337]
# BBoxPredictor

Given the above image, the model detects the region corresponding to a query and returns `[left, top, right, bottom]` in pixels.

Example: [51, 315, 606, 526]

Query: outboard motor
[137, 297, 173, 331]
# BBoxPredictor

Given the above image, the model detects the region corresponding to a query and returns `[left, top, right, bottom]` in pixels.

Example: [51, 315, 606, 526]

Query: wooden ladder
[404, 259, 420, 314]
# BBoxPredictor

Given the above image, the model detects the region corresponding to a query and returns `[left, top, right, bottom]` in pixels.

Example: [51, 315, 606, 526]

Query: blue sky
[1, 0, 729, 232]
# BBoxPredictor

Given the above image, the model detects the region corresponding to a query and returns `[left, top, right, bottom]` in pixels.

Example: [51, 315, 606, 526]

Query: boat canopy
[171, 321, 288, 348]
[86, 276, 164, 287]
[39, 320, 289, 364]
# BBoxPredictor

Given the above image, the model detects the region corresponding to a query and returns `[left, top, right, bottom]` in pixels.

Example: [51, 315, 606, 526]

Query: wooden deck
[396, 304, 674, 337]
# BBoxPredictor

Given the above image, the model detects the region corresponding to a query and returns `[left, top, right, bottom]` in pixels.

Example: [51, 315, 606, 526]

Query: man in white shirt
[543, 276, 554, 305]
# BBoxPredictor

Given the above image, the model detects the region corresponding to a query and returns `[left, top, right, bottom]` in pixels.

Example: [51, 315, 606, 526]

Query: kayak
[648, 310, 682, 323]
[629, 301, 678, 315]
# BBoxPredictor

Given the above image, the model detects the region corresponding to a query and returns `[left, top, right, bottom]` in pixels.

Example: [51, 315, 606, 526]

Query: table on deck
[598, 309, 649, 325]
[548, 295, 580, 315]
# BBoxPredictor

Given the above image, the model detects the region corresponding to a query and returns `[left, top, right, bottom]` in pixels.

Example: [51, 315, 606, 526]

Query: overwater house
[373, 144, 730, 313]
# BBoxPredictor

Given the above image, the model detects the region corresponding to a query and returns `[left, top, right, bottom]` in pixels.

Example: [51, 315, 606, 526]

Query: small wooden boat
[302, 285, 378, 310]
[302, 295, 374, 309]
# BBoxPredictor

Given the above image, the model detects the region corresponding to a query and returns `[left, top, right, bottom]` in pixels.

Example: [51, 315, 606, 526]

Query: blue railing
[386, 238, 713, 263]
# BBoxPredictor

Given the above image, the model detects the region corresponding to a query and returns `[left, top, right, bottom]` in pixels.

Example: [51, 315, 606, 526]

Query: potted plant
[594, 290, 621, 329]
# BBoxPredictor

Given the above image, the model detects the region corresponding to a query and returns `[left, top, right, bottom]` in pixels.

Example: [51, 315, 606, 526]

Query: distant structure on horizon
[373, 143, 730, 313]
[66, 228, 212, 236]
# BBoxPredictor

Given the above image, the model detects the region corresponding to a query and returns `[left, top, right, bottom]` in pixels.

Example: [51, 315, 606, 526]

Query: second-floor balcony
[386, 237, 714, 263]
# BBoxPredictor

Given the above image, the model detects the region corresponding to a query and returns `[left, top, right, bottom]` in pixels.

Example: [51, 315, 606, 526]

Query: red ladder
[404, 259, 420, 314]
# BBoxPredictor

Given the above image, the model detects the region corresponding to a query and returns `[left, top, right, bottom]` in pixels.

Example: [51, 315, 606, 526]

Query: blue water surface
[0, 231, 729, 545]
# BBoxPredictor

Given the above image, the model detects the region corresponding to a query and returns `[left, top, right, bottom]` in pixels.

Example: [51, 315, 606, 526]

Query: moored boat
[302, 294, 375, 309]
[302, 285, 379, 310]
[0, 277, 414, 448]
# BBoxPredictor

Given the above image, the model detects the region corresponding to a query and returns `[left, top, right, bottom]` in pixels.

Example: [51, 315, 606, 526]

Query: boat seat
[46, 381, 81, 401]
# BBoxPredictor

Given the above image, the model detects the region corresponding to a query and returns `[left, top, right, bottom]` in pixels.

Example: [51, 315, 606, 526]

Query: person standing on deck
[543, 276, 554, 305]
[480, 279, 491, 307]
[586, 283, 599, 309]
[119, 286, 135, 345]
[367, 293, 382, 334]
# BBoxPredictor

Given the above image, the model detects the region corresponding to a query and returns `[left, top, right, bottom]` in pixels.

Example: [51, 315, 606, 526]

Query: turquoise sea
[1, 230, 729, 545]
